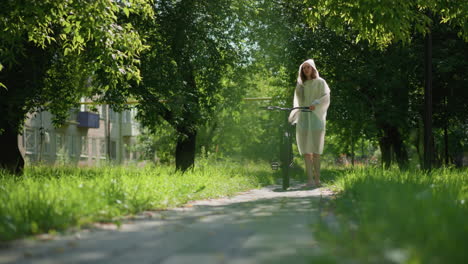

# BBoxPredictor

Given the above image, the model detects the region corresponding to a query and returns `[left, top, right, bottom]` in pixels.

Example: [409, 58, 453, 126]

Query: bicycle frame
[262, 106, 310, 190]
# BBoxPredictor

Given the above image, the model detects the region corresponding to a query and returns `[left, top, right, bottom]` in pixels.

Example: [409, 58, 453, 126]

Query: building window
[91, 138, 97, 158]
[99, 105, 107, 120]
[42, 131, 51, 154]
[80, 136, 88, 157]
[124, 144, 131, 160]
[56, 133, 65, 155]
[109, 108, 117, 122]
[99, 139, 107, 159]
[131, 108, 137, 124]
[69, 108, 78, 122]
[80, 98, 87, 112]
[122, 110, 131, 123]
[25, 129, 36, 154]
[110, 140, 117, 160]
[67, 136, 72, 156]
[69, 135, 80, 157]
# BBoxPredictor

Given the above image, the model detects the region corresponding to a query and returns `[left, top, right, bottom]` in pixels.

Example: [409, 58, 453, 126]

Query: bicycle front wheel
[280, 119, 293, 190]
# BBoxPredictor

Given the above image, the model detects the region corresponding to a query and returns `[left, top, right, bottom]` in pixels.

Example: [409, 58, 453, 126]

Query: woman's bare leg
[304, 154, 314, 186]
[312, 153, 321, 186]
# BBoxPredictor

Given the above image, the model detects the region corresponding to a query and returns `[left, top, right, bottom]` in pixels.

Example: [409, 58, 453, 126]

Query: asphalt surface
[0, 183, 335, 264]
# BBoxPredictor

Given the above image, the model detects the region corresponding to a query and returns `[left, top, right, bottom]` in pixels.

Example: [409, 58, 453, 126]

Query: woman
[289, 59, 330, 187]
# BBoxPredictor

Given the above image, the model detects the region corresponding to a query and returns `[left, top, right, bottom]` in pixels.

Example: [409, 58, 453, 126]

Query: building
[18, 101, 141, 166]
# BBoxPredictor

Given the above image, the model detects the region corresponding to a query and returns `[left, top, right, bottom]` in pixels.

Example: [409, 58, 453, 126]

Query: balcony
[77, 112, 100, 128]
[122, 122, 140, 136]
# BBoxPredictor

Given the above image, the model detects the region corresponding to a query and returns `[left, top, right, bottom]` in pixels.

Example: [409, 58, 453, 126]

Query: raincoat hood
[297, 59, 319, 85]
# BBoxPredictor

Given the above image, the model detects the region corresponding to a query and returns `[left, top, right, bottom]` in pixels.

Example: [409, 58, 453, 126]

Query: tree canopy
[130, 0, 254, 170]
[0, 0, 153, 173]
[303, 0, 468, 47]
[1, 0, 466, 173]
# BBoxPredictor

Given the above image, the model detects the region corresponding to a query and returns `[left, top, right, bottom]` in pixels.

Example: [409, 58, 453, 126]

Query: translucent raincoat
[288, 59, 330, 155]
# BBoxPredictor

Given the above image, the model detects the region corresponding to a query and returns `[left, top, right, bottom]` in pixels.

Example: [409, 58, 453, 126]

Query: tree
[243, 0, 468, 169]
[430, 22, 468, 167]
[302, 0, 467, 170]
[0, 0, 153, 174]
[130, 0, 253, 171]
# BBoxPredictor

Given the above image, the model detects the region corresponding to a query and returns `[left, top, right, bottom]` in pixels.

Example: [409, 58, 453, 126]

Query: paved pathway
[0, 183, 335, 264]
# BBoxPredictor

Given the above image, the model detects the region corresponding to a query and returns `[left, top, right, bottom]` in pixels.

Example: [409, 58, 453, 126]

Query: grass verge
[0, 159, 275, 241]
[313, 166, 468, 264]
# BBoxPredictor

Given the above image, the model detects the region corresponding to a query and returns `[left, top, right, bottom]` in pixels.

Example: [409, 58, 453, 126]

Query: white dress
[289, 78, 330, 155]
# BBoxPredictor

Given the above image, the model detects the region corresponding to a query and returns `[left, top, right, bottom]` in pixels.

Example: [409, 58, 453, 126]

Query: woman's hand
[309, 105, 316, 110]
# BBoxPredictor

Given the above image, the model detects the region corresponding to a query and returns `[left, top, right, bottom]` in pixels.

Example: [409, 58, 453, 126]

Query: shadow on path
[0, 184, 334, 264]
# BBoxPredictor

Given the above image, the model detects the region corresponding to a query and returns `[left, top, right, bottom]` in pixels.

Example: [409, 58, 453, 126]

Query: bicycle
[261, 106, 310, 190]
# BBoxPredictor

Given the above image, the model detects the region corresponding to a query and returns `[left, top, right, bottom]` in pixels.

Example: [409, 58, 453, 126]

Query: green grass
[0, 159, 275, 241]
[313, 166, 468, 264]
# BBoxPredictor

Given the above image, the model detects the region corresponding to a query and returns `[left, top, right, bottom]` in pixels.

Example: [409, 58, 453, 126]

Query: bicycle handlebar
[260, 106, 310, 111]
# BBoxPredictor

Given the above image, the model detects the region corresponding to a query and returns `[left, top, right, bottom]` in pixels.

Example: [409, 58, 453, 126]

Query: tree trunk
[443, 97, 450, 166]
[423, 30, 433, 171]
[379, 124, 409, 169]
[0, 43, 50, 175]
[0, 125, 24, 175]
[414, 119, 425, 168]
[389, 126, 409, 170]
[350, 134, 355, 166]
[175, 128, 197, 172]
[379, 135, 392, 169]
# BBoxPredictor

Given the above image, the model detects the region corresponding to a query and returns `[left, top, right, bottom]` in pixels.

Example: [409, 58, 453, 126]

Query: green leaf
[123, 8, 130, 18]
[75, 35, 84, 44]
[64, 25, 72, 34]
